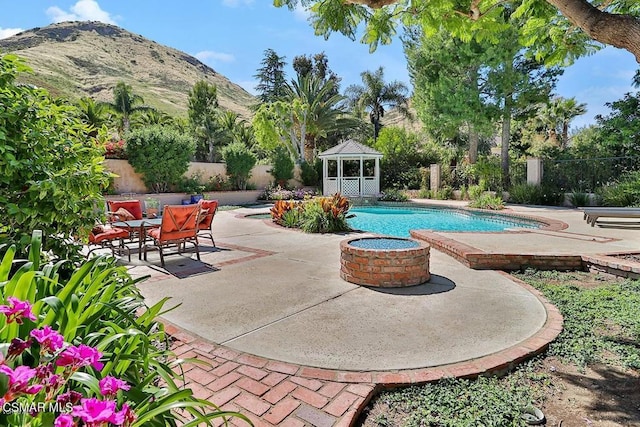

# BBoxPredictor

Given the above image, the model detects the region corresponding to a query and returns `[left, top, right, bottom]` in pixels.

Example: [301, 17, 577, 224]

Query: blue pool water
[348, 206, 541, 237]
[349, 238, 420, 250]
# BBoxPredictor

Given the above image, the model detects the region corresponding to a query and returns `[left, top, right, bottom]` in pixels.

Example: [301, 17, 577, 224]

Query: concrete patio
[119, 202, 639, 426]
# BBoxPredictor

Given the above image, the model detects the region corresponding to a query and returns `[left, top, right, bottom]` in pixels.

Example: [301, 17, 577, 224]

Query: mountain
[0, 21, 255, 118]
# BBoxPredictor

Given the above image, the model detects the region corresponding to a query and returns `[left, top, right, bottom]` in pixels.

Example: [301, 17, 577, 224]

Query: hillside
[0, 21, 255, 118]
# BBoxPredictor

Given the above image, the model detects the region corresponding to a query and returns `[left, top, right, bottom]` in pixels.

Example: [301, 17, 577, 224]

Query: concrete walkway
[122, 202, 639, 426]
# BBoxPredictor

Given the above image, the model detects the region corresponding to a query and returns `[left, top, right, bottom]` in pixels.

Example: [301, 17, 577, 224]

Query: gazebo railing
[323, 177, 379, 196]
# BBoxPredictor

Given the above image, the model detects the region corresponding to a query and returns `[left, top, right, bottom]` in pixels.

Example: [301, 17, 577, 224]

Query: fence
[542, 156, 640, 192]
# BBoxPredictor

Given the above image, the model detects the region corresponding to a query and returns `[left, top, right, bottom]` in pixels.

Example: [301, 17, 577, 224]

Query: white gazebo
[318, 140, 383, 196]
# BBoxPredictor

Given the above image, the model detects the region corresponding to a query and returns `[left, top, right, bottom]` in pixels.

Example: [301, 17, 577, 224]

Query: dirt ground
[358, 272, 640, 426]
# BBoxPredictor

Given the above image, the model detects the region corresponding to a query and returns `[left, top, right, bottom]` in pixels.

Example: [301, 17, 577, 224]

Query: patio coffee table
[111, 217, 162, 259]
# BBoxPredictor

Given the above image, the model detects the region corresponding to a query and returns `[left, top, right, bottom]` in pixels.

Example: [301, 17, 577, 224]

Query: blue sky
[1, 0, 638, 129]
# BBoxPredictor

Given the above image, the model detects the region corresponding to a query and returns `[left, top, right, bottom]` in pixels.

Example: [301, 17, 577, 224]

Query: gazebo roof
[318, 139, 383, 158]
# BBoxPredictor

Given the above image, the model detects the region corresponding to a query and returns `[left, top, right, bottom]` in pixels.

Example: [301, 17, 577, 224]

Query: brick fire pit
[340, 237, 430, 287]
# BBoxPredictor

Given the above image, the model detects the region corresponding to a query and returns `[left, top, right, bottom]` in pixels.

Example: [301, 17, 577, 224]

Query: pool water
[349, 237, 420, 250]
[348, 206, 541, 237]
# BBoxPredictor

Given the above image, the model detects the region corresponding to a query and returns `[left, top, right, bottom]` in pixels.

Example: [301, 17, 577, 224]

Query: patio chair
[143, 204, 201, 267]
[197, 199, 219, 246]
[87, 225, 131, 261]
[106, 199, 145, 240]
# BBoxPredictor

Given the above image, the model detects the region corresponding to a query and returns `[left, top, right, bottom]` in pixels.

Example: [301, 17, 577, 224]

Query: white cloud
[0, 27, 23, 39]
[222, 0, 253, 7]
[46, 0, 117, 24]
[195, 50, 235, 63]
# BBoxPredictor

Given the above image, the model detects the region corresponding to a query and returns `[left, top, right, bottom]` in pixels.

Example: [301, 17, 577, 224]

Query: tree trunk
[501, 93, 512, 190]
[546, 0, 640, 62]
[304, 134, 315, 163]
[468, 123, 478, 165]
[561, 122, 569, 149]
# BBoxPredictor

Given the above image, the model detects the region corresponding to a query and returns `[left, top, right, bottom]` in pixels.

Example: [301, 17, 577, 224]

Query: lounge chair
[580, 207, 640, 226]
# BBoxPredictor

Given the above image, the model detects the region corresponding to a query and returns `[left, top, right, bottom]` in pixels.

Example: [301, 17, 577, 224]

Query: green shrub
[222, 142, 257, 190]
[177, 171, 206, 194]
[378, 189, 409, 202]
[269, 146, 294, 185]
[0, 54, 111, 261]
[509, 183, 543, 204]
[0, 231, 248, 426]
[418, 188, 431, 199]
[300, 197, 352, 233]
[435, 186, 453, 200]
[126, 125, 195, 193]
[300, 159, 320, 186]
[569, 191, 590, 207]
[468, 184, 485, 200]
[468, 193, 504, 210]
[597, 171, 640, 206]
[205, 174, 232, 191]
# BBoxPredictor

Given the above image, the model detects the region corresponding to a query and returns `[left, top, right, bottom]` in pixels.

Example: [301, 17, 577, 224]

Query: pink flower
[0, 365, 43, 402]
[55, 344, 103, 371]
[54, 413, 74, 427]
[30, 325, 65, 353]
[57, 390, 83, 406]
[72, 397, 122, 425]
[0, 297, 36, 324]
[7, 337, 32, 358]
[99, 376, 130, 396]
[117, 403, 136, 426]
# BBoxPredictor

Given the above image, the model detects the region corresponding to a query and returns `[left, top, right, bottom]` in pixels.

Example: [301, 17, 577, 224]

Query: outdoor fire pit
[340, 237, 430, 287]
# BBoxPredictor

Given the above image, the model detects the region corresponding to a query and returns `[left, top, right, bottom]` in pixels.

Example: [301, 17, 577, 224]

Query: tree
[536, 97, 587, 148]
[187, 80, 220, 162]
[75, 97, 111, 137]
[594, 91, 640, 157]
[131, 109, 175, 128]
[125, 125, 195, 193]
[275, 0, 640, 64]
[103, 81, 153, 135]
[292, 52, 341, 97]
[345, 67, 410, 142]
[222, 142, 257, 190]
[405, 31, 495, 165]
[0, 54, 111, 260]
[254, 48, 287, 103]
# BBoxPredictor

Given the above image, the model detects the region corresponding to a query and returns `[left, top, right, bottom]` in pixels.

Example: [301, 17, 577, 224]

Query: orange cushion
[90, 227, 129, 243]
[108, 200, 143, 220]
[92, 225, 105, 235]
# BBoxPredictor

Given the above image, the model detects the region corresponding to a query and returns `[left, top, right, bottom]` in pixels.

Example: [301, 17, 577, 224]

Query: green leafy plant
[468, 193, 504, 210]
[270, 200, 303, 226]
[596, 171, 640, 207]
[125, 125, 195, 193]
[468, 184, 485, 200]
[205, 174, 232, 192]
[0, 231, 250, 426]
[177, 172, 206, 195]
[0, 53, 111, 262]
[300, 195, 352, 233]
[378, 189, 408, 202]
[508, 183, 543, 205]
[269, 147, 295, 186]
[222, 142, 257, 190]
[300, 159, 320, 187]
[568, 191, 590, 207]
[435, 186, 453, 200]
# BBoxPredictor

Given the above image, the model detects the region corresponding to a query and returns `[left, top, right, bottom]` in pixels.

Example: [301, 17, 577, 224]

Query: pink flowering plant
[0, 231, 250, 426]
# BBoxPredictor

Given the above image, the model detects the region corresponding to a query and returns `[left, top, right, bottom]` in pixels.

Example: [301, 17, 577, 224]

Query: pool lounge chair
[580, 207, 640, 226]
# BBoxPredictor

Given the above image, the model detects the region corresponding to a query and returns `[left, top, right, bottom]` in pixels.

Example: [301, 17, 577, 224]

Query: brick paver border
[163, 272, 563, 426]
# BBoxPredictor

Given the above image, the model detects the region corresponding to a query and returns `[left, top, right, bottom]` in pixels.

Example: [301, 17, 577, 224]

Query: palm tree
[284, 74, 354, 162]
[537, 97, 587, 148]
[131, 109, 175, 128]
[103, 81, 154, 135]
[345, 67, 410, 141]
[75, 97, 111, 137]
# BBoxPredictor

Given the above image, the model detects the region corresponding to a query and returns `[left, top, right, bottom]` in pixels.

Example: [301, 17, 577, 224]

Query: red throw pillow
[114, 207, 135, 221]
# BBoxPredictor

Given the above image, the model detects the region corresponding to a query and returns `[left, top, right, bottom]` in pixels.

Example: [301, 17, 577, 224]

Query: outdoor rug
[161, 258, 219, 279]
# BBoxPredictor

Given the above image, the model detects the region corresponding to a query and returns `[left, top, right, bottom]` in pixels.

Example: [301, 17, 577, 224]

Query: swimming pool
[348, 206, 541, 237]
